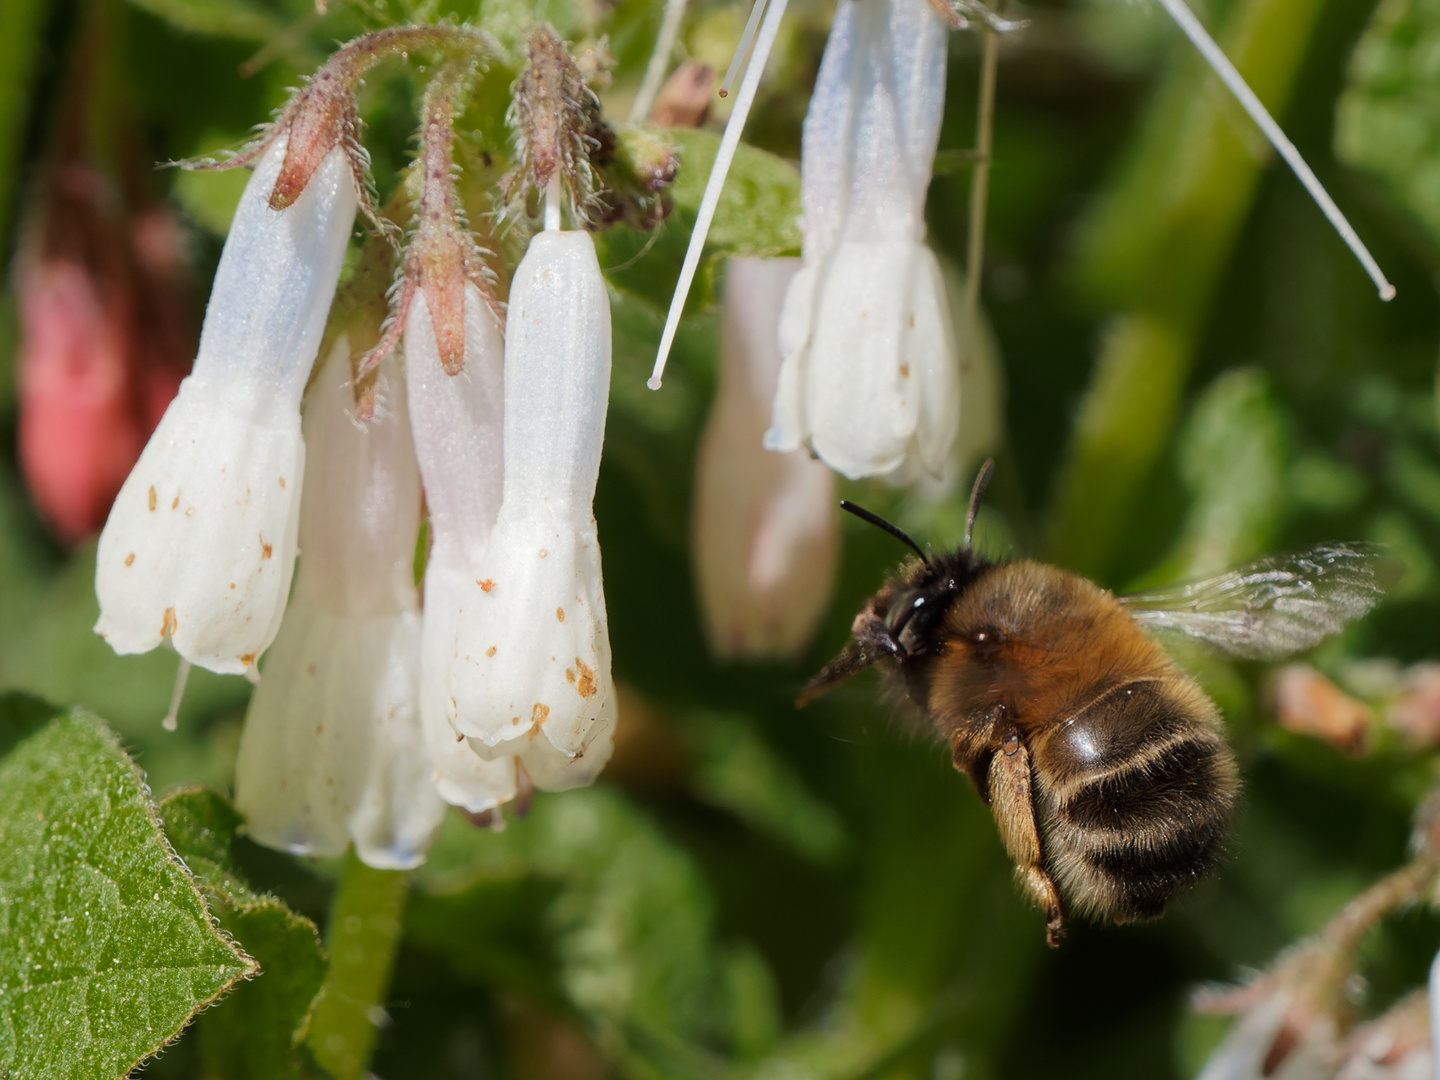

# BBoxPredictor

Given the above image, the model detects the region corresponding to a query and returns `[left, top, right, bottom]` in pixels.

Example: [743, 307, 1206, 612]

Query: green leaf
[0, 701, 254, 1080]
[120, 0, 284, 41]
[1337, 0, 1440, 253]
[598, 126, 800, 317]
[414, 787, 780, 1075]
[685, 712, 848, 867]
[159, 788, 328, 1080]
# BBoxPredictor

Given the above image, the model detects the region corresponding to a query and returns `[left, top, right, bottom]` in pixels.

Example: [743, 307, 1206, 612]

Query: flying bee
[800, 461, 1384, 947]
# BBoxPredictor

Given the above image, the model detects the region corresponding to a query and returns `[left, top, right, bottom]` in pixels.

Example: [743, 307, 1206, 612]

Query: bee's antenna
[963, 458, 995, 550]
[839, 501, 926, 561]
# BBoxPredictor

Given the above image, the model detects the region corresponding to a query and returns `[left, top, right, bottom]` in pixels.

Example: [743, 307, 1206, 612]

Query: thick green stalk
[1044, 0, 1329, 579]
[308, 856, 410, 1080]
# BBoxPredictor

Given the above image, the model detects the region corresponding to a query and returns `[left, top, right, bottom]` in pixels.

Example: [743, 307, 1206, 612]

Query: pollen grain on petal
[161, 607, 177, 638]
[124, 552, 135, 567]
[575, 658, 597, 698]
[148, 486, 157, 511]
[556, 607, 565, 622]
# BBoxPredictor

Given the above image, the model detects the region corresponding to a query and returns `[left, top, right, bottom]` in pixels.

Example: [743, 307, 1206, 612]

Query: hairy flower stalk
[442, 28, 617, 789]
[234, 342, 444, 869]
[765, 0, 958, 481]
[94, 131, 357, 675]
[694, 257, 838, 659]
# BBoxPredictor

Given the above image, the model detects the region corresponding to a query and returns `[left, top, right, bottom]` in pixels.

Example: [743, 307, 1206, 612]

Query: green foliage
[0, 699, 253, 1079]
[1337, 0, 1440, 254]
[160, 788, 328, 1080]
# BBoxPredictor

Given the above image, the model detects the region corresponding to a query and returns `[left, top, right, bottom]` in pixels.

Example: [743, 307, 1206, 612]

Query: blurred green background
[3, 0, 1440, 1076]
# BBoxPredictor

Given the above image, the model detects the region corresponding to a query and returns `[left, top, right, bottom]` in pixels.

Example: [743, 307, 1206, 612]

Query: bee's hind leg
[985, 729, 1067, 948]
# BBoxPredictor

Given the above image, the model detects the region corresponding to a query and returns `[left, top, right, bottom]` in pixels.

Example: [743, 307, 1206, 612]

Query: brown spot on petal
[479, 579, 495, 592]
[575, 658, 597, 698]
[241, 652, 256, 668]
[908, 313, 915, 328]
[124, 553, 135, 567]
[171, 495, 180, 510]
[185, 506, 195, 517]
[899, 363, 910, 378]
[486, 646, 496, 657]
[161, 607, 177, 638]
[147, 486, 157, 511]
[531, 703, 550, 727]
[538, 549, 548, 559]
[565, 668, 576, 683]
[279, 476, 286, 489]
[261, 538, 273, 560]
[556, 607, 565, 623]
[511, 716, 521, 726]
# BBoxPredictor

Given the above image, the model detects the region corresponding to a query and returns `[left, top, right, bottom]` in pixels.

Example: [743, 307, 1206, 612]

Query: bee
[800, 461, 1384, 947]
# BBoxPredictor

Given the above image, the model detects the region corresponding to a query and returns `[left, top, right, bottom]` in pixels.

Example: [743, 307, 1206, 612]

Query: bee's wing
[1117, 543, 1386, 661]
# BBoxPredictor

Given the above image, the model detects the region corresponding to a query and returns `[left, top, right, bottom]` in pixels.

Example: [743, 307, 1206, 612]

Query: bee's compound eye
[885, 590, 924, 637]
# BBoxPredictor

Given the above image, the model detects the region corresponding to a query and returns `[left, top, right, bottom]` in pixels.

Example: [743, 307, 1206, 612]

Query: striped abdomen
[1031, 676, 1238, 922]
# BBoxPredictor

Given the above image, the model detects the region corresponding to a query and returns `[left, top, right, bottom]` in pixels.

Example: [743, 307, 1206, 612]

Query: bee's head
[796, 461, 994, 707]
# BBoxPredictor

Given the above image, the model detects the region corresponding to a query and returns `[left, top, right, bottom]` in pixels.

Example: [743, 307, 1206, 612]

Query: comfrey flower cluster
[94, 26, 635, 867]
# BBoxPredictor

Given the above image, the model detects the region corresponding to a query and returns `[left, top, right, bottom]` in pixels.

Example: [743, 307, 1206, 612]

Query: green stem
[307, 854, 410, 1080]
[1043, 0, 1329, 580]
[963, 23, 999, 331]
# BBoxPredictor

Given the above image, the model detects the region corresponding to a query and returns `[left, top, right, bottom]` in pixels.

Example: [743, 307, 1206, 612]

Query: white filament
[1155, 0, 1394, 301]
[629, 0, 691, 122]
[648, 0, 790, 390]
[719, 0, 769, 99]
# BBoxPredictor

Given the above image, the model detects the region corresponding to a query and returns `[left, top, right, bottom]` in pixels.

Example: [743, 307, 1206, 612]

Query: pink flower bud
[14, 163, 190, 545]
[694, 257, 838, 659]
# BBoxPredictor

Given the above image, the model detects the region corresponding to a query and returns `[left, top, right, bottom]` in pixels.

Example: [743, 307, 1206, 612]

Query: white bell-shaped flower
[405, 283, 522, 815]
[765, 0, 959, 481]
[235, 339, 444, 869]
[94, 134, 357, 675]
[448, 230, 616, 789]
[695, 257, 838, 659]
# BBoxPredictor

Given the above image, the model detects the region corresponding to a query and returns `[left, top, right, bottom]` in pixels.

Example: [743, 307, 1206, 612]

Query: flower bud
[694, 257, 838, 659]
[15, 163, 190, 545]
[448, 230, 616, 789]
[405, 283, 520, 814]
[766, 0, 959, 481]
[235, 340, 443, 869]
[94, 133, 357, 675]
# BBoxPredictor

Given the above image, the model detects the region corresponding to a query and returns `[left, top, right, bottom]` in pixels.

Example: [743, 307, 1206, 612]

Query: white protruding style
[1154, 0, 1394, 301]
[94, 135, 357, 675]
[648, 0, 791, 389]
[694, 257, 838, 658]
[449, 230, 616, 789]
[764, 0, 958, 481]
[236, 340, 444, 869]
[405, 284, 520, 815]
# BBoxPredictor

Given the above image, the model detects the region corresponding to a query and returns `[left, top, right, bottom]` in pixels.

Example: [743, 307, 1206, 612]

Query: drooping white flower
[405, 283, 522, 814]
[764, 0, 958, 482]
[694, 257, 838, 659]
[94, 134, 357, 675]
[448, 229, 616, 789]
[235, 339, 444, 869]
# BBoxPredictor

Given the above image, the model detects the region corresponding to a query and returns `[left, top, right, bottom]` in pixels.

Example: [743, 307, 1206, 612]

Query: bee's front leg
[987, 728, 1066, 948]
